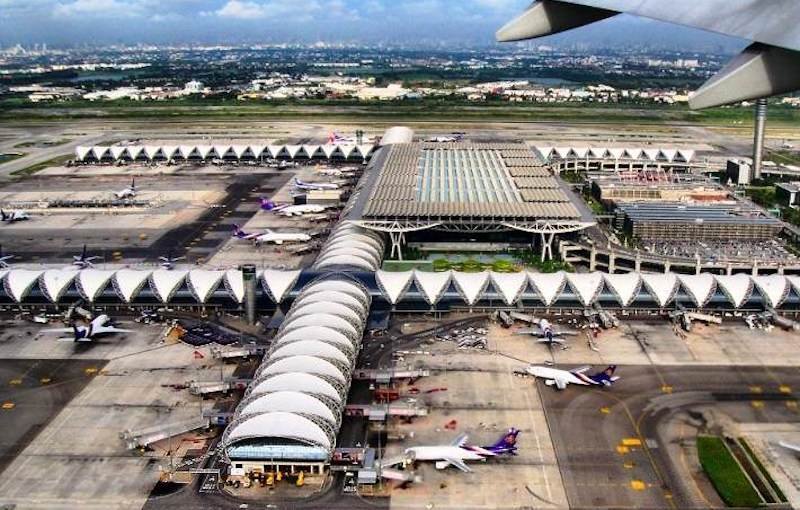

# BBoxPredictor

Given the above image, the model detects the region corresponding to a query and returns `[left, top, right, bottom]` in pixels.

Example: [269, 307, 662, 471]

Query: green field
[697, 435, 762, 508]
[2, 96, 799, 127]
[10, 154, 71, 177]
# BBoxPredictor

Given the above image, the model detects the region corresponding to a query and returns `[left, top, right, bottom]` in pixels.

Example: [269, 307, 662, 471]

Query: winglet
[496, 0, 616, 43]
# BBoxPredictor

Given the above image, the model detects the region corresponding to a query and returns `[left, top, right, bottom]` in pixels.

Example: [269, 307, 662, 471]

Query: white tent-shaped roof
[376, 271, 414, 305]
[678, 274, 716, 307]
[77, 269, 115, 302]
[608, 148, 625, 159]
[5, 270, 43, 302]
[787, 276, 800, 297]
[150, 270, 188, 303]
[528, 272, 566, 306]
[414, 270, 451, 304]
[226, 412, 331, 448]
[603, 273, 642, 307]
[276, 327, 355, 353]
[41, 269, 78, 302]
[751, 275, 789, 308]
[261, 270, 301, 302]
[248, 372, 341, 401]
[714, 274, 754, 308]
[113, 269, 151, 302]
[224, 269, 245, 304]
[291, 301, 363, 327]
[489, 272, 528, 306]
[238, 391, 337, 425]
[282, 314, 359, 339]
[452, 272, 490, 305]
[271, 341, 350, 365]
[75, 146, 94, 161]
[187, 270, 225, 303]
[259, 356, 347, 383]
[566, 273, 604, 306]
[641, 273, 678, 307]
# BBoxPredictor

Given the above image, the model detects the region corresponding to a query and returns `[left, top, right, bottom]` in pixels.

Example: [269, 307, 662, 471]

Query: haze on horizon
[0, 0, 746, 52]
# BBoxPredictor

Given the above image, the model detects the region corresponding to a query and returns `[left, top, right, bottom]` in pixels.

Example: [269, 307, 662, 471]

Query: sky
[0, 0, 746, 51]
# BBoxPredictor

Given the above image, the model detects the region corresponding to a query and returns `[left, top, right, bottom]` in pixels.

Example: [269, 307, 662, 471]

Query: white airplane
[232, 225, 311, 246]
[114, 178, 137, 199]
[497, 0, 800, 109]
[426, 135, 464, 143]
[405, 429, 520, 473]
[778, 441, 800, 454]
[159, 253, 186, 270]
[515, 317, 578, 348]
[293, 178, 340, 191]
[42, 314, 133, 342]
[73, 245, 100, 269]
[0, 209, 30, 223]
[259, 198, 329, 217]
[523, 365, 620, 390]
[317, 167, 356, 177]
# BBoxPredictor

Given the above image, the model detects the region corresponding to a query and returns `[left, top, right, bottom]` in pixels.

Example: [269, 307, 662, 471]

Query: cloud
[215, 0, 322, 20]
[54, 0, 145, 17]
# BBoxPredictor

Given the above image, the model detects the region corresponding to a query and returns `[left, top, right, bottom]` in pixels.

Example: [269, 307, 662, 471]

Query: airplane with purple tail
[524, 364, 620, 390]
[259, 197, 327, 217]
[404, 428, 520, 472]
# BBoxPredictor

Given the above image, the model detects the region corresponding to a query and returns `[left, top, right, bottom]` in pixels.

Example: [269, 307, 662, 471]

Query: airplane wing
[496, 0, 800, 108]
[57, 337, 92, 343]
[570, 366, 591, 375]
[104, 328, 134, 334]
[41, 328, 75, 334]
[515, 329, 541, 337]
[553, 377, 568, 390]
[443, 457, 472, 473]
[451, 433, 469, 447]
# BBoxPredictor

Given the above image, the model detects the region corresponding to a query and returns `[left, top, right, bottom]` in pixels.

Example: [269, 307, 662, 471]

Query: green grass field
[10, 154, 71, 177]
[697, 436, 763, 508]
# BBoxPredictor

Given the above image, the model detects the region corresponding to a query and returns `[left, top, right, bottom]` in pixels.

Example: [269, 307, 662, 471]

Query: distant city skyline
[0, 0, 746, 52]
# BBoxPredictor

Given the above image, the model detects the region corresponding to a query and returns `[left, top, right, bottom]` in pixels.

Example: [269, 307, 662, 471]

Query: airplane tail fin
[259, 198, 276, 211]
[589, 365, 619, 386]
[0, 210, 6, 221]
[484, 428, 520, 454]
[232, 225, 247, 238]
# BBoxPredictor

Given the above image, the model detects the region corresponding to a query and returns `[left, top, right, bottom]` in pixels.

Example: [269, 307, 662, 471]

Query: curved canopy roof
[490, 272, 528, 305]
[5, 270, 44, 302]
[249, 372, 342, 401]
[528, 272, 566, 305]
[271, 341, 350, 365]
[714, 274, 754, 308]
[258, 356, 347, 383]
[302, 280, 368, 304]
[678, 274, 717, 307]
[315, 255, 376, 271]
[414, 270, 452, 304]
[114, 269, 152, 303]
[225, 412, 331, 449]
[751, 275, 790, 308]
[291, 301, 364, 326]
[77, 269, 115, 302]
[452, 271, 491, 305]
[41, 269, 78, 302]
[566, 272, 604, 306]
[641, 273, 679, 307]
[237, 391, 337, 425]
[150, 270, 188, 303]
[187, 270, 225, 303]
[376, 270, 414, 305]
[282, 313, 359, 339]
[603, 273, 642, 307]
[275, 327, 355, 352]
[261, 269, 301, 302]
[294, 290, 365, 313]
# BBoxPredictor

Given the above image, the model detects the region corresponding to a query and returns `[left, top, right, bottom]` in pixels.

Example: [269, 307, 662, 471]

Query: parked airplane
[159, 253, 186, 270]
[0, 246, 14, 268]
[405, 428, 520, 472]
[114, 178, 137, 199]
[0, 209, 30, 223]
[260, 198, 328, 217]
[73, 245, 100, 269]
[523, 365, 620, 390]
[317, 167, 357, 177]
[293, 178, 340, 191]
[42, 314, 132, 342]
[426, 135, 464, 143]
[232, 225, 311, 246]
[514, 316, 578, 348]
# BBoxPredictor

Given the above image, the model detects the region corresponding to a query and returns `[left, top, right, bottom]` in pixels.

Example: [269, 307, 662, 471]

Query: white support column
[540, 232, 555, 262]
[389, 231, 405, 261]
